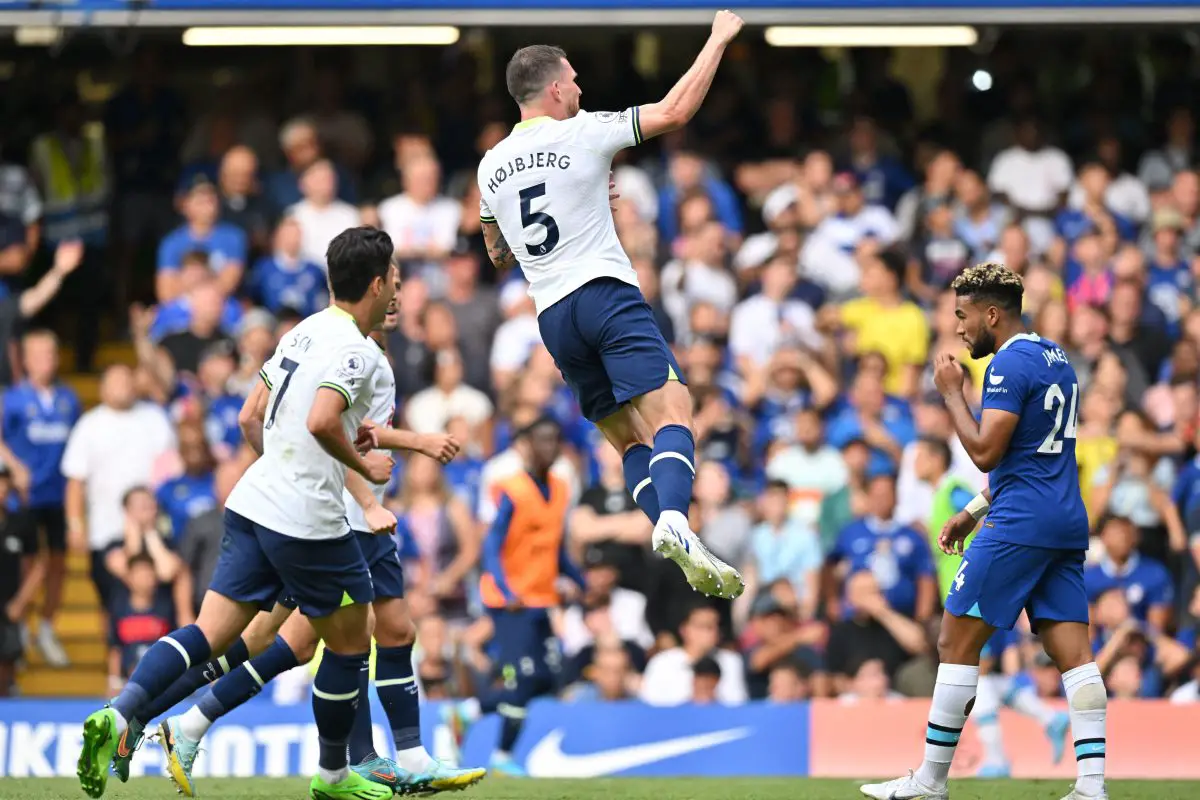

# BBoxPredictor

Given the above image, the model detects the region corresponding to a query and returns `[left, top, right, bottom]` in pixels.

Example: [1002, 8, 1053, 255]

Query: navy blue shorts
[944, 534, 1089, 631]
[486, 607, 560, 686]
[209, 509, 374, 618]
[354, 529, 406, 599]
[538, 277, 686, 423]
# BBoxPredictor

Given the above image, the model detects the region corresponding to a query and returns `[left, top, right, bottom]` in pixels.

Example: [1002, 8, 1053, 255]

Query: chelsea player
[862, 264, 1107, 800]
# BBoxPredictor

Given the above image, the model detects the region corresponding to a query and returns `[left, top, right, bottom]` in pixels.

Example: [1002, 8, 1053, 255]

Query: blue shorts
[210, 509, 374, 618]
[486, 607, 559, 687]
[538, 277, 685, 423]
[354, 529, 406, 599]
[944, 534, 1089, 631]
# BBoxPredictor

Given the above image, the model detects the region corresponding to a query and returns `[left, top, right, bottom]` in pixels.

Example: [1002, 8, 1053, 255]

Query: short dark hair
[506, 45, 568, 106]
[764, 479, 790, 494]
[919, 435, 952, 470]
[122, 485, 153, 508]
[127, 552, 155, 571]
[326, 226, 394, 303]
[692, 654, 722, 678]
[951, 262, 1024, 314]
[181, 250, 211, 269]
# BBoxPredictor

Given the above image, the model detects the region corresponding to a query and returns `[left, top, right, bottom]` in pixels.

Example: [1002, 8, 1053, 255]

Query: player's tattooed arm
[482, 221, 518, 272]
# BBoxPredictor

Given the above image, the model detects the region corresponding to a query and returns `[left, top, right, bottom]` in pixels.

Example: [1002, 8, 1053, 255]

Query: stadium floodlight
[182, 26, 461, 47]
[15, 26, 62, 46]
[764, 26, 978, 48]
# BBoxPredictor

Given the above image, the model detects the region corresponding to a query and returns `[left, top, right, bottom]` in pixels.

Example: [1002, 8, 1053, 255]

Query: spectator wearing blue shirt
[826, 474, 936, 621]
[1085, 515, 1175, 632]
[1144, 208, 1193, 337]
[148, 251, 244, 343]
[656, 150, 743, 244]
[156, 178, 247, 303]
[842, 116, 914, 211]
[825, 371, 915, 478]
[3, 330, 80, 665]
[247, 217, 329, 318]
[747, 481, 823, 619]
[266, 118, 356, 214]
[156, 423, 217, 542]
[1054, 163, 1139, 249]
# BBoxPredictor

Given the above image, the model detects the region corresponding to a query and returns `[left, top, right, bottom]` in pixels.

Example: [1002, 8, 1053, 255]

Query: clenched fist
[711, 10, 744, 44]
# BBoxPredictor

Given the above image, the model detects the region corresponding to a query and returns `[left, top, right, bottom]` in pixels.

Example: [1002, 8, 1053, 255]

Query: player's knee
[288, 635, 318, 664]
[1070, 682, 1107, 712]
[373, 613, 416, 647]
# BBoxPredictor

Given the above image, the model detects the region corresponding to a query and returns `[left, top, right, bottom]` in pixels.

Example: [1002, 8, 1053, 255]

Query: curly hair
[951, 262, 1024, 313]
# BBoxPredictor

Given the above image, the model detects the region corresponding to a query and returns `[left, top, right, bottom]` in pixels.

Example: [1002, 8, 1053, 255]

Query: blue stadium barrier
[0, 697, 810, 778]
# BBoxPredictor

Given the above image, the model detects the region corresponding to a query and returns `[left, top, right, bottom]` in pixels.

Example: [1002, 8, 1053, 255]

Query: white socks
[973, 674, 1007, 767]
[395, 745, 437, 773]
[915, 663, 979, 789]
[319, 766, 349, 785]
[1063, 662, 1107, 796]
[179, 705, 214, 741]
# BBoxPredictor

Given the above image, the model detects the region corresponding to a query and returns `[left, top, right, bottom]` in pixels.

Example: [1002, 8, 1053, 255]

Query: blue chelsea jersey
[980, 333, 1089, 550]
[2, 382, 81, 507]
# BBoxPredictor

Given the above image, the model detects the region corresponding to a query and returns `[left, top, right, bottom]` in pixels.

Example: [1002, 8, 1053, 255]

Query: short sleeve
[981, 349, 1029, 417]
[319, 343, 379, 408]
[156, 233, 181, 273]
[479, 194, 495, 225]
[575, 108, 641, 157]
[60, 415, 91, 480]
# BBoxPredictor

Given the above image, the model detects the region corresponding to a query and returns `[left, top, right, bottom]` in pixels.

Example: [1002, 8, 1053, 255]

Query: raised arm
[636, 11, 744, 140]
[934, 352, 1019, 473]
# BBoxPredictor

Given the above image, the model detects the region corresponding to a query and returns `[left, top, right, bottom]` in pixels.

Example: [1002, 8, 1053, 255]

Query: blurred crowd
[1, 37, 1200, 708]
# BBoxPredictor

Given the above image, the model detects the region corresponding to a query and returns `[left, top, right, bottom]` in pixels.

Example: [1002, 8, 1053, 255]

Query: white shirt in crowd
[405, 383, 494, 436]
[729, 294, 822, 367]
[893, 437, 986, 528]
[476, 446, 579, 525]
[490, 314, 543, 374]
[377, 193, 461, 259]
[478, 109, 643, 315]
[227, 307, 383, 540]
[1067, 174, 1151, 224]
[987, 145, 1073, 214]
[558, 588, 655, 658]
[287, 199, 362, 268]
[62, 402, 176, 550]
[639, 647, 748, 706]
[801, 206, 898, 299]
[660, 258, 738, 342]
[764, 444, 850, 528]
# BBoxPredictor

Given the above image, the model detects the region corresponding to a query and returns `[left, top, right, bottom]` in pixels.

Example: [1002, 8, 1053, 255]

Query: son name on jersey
[486, 151, 571, 192]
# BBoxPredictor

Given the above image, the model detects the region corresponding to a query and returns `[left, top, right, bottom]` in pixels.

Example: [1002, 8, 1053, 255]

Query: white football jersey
[344, 339, 397, 533]
[477, 109, 643, 315]
[226, 306, 382, 540]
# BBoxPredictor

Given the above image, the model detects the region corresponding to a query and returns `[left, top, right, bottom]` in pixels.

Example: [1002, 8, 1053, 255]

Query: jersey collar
[325, 304, 363, 334]
[1100, 552, 1139, 578]
[513, 116, 552, 131]
[997, 332, 1041, 352]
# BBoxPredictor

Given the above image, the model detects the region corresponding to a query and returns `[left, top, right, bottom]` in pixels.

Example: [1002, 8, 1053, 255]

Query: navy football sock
[497, 704, 525, 754]
[313, 649, 369, 772]
[347, 657, 376, 764]
[199, 636, 299, 723]
[649, 425, 696, 516]
[139, 637, 250, 723]
[622, 444, 661, 523]
[111, 625, 211, 726]
[375, 644, 422, 754]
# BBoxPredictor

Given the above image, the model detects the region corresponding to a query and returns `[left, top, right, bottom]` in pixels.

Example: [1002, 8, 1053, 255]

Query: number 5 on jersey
[519, 182, 559, 256]
[1038, 382, 1078, 454]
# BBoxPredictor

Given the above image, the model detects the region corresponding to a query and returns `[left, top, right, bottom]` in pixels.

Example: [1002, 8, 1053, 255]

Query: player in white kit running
[79, 227, 398, 800]
[476, 10, 746, 600]
[154, 272, 486, 797]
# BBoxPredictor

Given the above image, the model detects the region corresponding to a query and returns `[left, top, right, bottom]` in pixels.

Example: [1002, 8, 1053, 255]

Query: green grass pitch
[0, 777, 1197, 800]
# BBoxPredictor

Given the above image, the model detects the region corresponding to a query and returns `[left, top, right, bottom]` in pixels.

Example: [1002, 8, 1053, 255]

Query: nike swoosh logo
[115, 731, 131, 758]
[524, 727, 751, 778]
[989, 374, 1004, 385]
